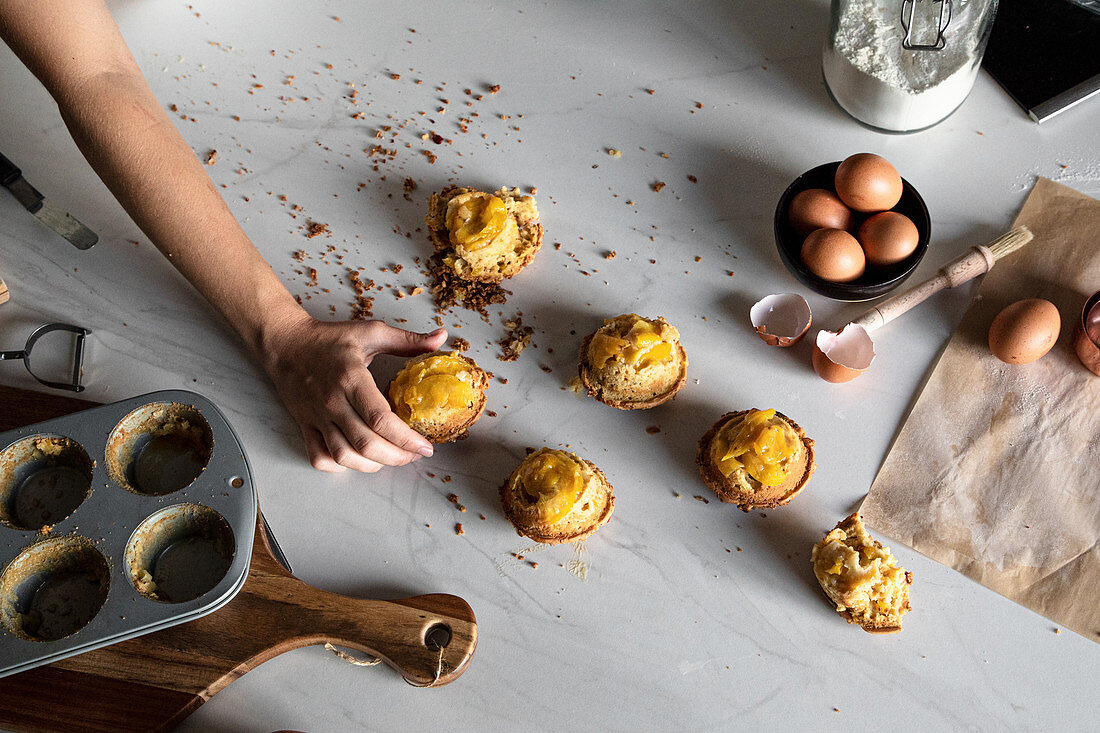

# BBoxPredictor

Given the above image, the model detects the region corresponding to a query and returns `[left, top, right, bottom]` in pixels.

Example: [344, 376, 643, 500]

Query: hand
[257, 312, 448, 473]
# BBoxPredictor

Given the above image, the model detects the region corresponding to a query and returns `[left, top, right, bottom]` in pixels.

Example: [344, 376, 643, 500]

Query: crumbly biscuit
[387, 351, 489, 443]
[695, 409, 815, 511]
[811, 513, 913, 633]
[426, 185, 543, 283]
[499, 449, 614, 545]
[577, 315, 687, 410]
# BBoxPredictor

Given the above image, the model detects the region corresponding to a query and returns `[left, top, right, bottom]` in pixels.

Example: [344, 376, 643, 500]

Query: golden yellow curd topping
[713, 409, 799, 486]
[446, 192, 509, 251]
[389, 354, 477, 422]
[516, 450, 584, 524]
[589, 314, 675, 370]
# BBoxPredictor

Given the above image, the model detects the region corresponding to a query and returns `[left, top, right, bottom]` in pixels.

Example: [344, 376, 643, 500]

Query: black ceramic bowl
[774, 161, 930, 302]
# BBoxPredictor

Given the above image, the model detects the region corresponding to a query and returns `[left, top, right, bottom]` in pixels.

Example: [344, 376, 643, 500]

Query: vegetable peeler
[0, 322, 90, 392]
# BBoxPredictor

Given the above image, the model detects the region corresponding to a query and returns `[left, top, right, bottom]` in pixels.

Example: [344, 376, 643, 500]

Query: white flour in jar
[823, 0, 988, 131]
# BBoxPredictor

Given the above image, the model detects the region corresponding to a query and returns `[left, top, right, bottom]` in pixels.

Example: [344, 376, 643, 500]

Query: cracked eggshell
[750, 293, 812, 347]
[812, 324, 876, 383]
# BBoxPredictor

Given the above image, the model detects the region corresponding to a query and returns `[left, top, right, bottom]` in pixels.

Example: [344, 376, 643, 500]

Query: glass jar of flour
[822, 0, 999, 132]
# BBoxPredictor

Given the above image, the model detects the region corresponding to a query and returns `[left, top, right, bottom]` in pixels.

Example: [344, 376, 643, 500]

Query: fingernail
[426, 328, 446, 336]
[419, 445, 434, 458]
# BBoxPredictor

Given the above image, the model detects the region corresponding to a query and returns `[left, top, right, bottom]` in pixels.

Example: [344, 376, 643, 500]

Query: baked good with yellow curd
[696, 408, 814, 511]
[578, 314, 687, 409]
[426, 185, 542, 283]
[387, 351, 489, 443]
[500, 448, 614, 544]
[811, 513, 913, 633]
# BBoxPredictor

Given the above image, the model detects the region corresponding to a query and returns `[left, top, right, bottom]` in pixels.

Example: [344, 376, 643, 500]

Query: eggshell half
[812, 324, 876, 383]
[750, 293, 812, 347]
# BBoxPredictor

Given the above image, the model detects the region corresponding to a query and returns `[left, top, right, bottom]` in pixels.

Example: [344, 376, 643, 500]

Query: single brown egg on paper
[988, 298, 1061, 365]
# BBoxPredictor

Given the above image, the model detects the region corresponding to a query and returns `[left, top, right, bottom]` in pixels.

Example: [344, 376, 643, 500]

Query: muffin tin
[0, 390, 256, 678]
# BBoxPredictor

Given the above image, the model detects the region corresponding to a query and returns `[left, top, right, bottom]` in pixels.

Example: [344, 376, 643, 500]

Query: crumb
[402, 177, 417, 201]
[427, 253, 511, 316]
[652, 181, 666, 193]
[693, 495, 710, 504]
[204, 149, 217, 165]
[529, 561, 539, 569]
[455, 523, 464, 535]
[451, 337, 471, 352]
[488, 84, 501, 94]
[687, 174, 698, 183]
[645, 88, 655, 95]
[673, 492, 681, 498]
[607, 148, 622, 157]
[498, 316, 534, 361]
[1054, 628, 1061, 634]
[390, 73, 401, 80]
[479, 513, 486, 520]
[603, 250, 616, 260]
[347, 268, 375, 319]
[305, 219, 330, 238]
[646, 426, 660, 434]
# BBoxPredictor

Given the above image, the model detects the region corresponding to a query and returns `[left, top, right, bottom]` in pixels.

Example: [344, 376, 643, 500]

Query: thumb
[364, 322, 448, 356]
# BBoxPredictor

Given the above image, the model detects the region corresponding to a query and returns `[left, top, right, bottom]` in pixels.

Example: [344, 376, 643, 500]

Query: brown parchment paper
[860, 177, 1100, 642]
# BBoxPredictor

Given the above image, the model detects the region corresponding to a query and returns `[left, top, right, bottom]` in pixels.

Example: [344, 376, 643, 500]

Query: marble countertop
[1, 1, 1098, 730]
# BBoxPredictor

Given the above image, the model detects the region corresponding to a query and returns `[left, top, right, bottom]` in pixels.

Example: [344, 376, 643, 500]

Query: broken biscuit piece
[811, 513, 912, 633]
[426, 185, 542, 283]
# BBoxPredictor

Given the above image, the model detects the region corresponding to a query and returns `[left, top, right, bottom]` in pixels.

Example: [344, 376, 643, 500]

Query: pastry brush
[849, 226, 1034, 333]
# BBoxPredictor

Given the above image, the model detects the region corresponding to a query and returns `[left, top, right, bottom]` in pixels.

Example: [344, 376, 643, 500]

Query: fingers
[363, 322, 448, 357]
[302, 427, 344, 473]
[348, 382, 435, 459]
[322, 424, 386, 474]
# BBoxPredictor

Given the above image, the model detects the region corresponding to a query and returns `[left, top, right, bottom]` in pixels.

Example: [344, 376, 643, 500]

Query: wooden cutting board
[0, 385, 478, 732]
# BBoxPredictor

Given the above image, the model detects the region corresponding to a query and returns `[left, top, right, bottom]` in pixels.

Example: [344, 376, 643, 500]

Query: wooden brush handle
[0, 276, 9, 305]
[851, 246, 995, 333]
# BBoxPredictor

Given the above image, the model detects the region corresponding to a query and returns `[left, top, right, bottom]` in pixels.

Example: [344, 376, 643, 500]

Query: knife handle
[0, 151, 21, 188]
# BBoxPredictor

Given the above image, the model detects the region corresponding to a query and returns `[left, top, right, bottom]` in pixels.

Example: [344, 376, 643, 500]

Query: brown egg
[858, 211, 920, 266]
[989, 299, 1061, 365]
[801, 228, 866, 283]
[788, 188, 854, 236]
[835, 153, 903, 213]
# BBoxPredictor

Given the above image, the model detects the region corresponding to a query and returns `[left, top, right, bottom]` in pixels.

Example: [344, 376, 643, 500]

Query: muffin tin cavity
[0, 435, 94, 531]
[126, 504, 235, 604]
[106, 403, 213, 496]
[0, 535, 110, 642]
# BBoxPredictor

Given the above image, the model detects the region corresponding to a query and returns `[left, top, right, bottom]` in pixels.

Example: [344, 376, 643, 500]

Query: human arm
[0, 0, 445, 471]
